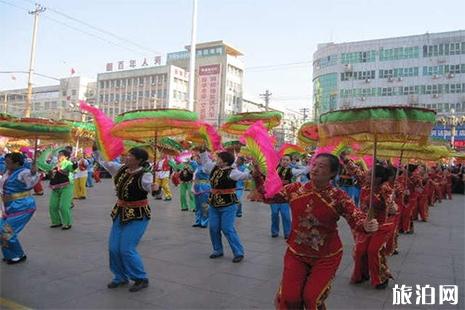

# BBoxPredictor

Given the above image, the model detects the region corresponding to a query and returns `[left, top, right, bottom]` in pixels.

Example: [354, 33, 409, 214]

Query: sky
[1, 0, 464, 115]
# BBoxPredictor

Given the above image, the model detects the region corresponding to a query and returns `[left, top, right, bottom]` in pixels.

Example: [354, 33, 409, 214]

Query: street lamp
[449, 108, 457, 149]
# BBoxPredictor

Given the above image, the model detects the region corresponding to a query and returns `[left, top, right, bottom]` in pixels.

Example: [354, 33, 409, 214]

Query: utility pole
[188, 0, 198, 112]
[299, 108, 309, 121]
[259, 89, 272, 111]
[25, 3, 46, 118]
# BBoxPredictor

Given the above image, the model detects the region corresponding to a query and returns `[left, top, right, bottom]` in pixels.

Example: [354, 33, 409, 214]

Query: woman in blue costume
[1, 153, 39, 264]
[191, 154, 210, 228]
[95, 147, 158, 292]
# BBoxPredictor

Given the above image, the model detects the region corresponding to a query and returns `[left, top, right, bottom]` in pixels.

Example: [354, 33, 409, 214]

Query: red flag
[70, 68, 76, 75]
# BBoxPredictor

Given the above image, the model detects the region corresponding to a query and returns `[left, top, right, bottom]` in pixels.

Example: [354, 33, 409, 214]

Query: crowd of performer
[0, 143, 463, 306]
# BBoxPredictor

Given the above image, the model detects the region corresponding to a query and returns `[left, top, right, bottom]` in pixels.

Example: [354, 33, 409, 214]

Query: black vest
[208, 166, 238, 207]
[179, 165, 194, 182]
[111, 166, 151, 223]
[49, 167, 70, 189]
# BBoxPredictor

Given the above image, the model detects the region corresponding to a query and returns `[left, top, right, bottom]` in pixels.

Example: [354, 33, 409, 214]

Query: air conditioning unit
[398, 77, 403, 81]
[448, 73, 455, 79]
[432, 94, 439, 98]
[360, 96, 366, 101]
[388, 77, 393, 82]
[432, 74, 439, 79]
[365, 79, 370, 83]
[151, 83, 156, 86]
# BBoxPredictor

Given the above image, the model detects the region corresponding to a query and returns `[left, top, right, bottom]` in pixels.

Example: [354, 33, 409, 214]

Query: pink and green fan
[239, 121, 282, 198]
[196, 122, 223, 152]
[278, 143, 306, 158]
[80, 101, 124, 161]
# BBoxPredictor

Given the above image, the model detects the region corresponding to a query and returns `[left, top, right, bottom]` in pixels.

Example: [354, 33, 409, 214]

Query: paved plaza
[1, 179, 464, 309]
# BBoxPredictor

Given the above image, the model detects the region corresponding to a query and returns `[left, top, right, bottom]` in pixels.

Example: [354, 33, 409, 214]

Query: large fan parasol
[183, 122, 223, 152]
[111, 109, 199, 169]
[356, 142, 451, 162]
[221, 111, 283, 135]
[319, 106, 436, 218]
[297, 121, 319, 150]
[64, 120, 96, 155]
[0, 117, 72, 163]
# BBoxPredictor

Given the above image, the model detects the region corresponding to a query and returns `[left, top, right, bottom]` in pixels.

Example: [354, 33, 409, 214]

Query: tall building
[167, 40, 244, 125]
[0, 76, 95, 120]
[96, 65, 188, 119]
[312, 30, 465, 120]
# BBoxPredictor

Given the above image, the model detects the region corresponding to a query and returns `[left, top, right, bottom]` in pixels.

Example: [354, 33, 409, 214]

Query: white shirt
[74, 159, 89, 179]
[199, 152, 251, 181]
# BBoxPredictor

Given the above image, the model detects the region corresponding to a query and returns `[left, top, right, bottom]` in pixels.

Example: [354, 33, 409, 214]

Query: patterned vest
[208, 166, 238, 207]
[111, 166, 151, 223]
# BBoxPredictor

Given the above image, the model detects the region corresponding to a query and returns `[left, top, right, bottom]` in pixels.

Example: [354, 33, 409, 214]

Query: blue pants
[86, 171, 94, 187]
[236, 189, 244, 217]
[208, 204, 244, 257]
[109, 216, 149, 283]
[270, 203, 291, 237]
[1, 207, 35, 260]
[194, 192, 209, 227]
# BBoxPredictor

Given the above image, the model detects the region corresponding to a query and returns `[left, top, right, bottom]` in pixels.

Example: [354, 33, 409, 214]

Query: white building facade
[313, 30, 465, 120]
[0, 76, 95, 120]
[167, 41, 244, 126]
[96, 65, 188, 119]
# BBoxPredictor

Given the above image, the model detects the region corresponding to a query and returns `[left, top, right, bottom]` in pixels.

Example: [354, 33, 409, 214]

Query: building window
[100, 81, 104, 89]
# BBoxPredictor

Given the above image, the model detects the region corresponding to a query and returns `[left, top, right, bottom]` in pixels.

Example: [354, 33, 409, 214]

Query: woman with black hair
[344, 162, 398, 289]
[94, 147, 158, 292]
[275, 153, 378, 310]
[0, 152, 40, 264]
[199, 149, 251, 263]
[49, 149, 75, 230]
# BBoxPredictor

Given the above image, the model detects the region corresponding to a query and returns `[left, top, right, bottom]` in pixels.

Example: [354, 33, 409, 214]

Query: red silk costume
[342, 160, 395, 287]
[275, 182, 367, 310]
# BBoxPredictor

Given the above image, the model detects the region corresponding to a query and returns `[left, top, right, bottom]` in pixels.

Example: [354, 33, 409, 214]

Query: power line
[2, 0, 156, 56]
[46, 6, 161, 55]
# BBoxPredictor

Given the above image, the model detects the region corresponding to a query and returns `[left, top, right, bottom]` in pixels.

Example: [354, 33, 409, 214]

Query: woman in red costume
[273, 153, 378, 310]
[346, 163, 398, 289]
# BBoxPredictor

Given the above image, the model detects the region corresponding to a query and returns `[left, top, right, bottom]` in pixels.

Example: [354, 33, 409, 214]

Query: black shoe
[232, 255, 244, 263]
[200, 225, 207, 229]
[181, 209, 188, 212]
[50, 224, 62, 228]
[236, 214, 242, 218]
[284, 235, 289, 240]
[192, 224, 201, 227]
[129, 279, 149, 292]
[107, 280, 129, 289]
[155, 197, 162, 200]
[33, 192, 44, 196]
[62, 225, 72, 230]
[164, 198, 172, 201]
[6, 255, 27, 265]
[393, 250, 399, 255]
[271, 234, 279, 238]
[209, 253, 224, 259]
[376, 279, 389, 289]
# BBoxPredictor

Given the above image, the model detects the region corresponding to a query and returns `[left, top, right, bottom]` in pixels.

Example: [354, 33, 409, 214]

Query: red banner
[196, 64, 221, 124]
